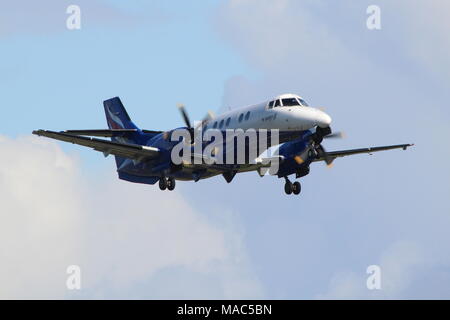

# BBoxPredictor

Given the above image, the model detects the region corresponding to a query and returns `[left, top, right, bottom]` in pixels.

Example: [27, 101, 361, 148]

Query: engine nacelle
[276, 135, 313, 178]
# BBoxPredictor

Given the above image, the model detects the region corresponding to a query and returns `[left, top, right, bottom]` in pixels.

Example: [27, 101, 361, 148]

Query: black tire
[293, 181, 301, 195]
[284, 181, 293, 195]
[159, 178, 167, 190]
[167, 178, 176, 191]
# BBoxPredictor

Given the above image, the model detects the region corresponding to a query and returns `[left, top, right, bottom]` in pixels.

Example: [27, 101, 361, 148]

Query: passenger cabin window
[238, 114, 244, 122]
[274, 99, 281, 107]
[245, 111, 250, 121]
[226, 117, 231, 126]
[268, 100, 274, 109]
[282, 98, 300, 106]
[219, 119, 224, 128]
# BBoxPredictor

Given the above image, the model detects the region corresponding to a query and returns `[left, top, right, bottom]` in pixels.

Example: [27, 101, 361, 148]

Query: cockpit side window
[274, 99, 281, 107]
[282, 98, 300, 106]
[268, 100, 274, 109]
[298, 98, 309, 106]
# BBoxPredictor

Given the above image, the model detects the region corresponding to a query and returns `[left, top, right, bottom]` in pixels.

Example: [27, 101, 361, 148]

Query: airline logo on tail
[106, 105, 125, 129]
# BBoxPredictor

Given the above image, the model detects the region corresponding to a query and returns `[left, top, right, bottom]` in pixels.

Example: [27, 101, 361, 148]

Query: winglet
[403, 143, 414, 150]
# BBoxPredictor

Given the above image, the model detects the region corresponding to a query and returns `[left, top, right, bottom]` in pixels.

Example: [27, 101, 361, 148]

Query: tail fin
[103, 97, 138, 130]
[103, 97, 139, 170]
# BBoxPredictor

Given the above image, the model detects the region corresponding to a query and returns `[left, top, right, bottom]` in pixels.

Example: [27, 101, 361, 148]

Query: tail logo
[106, 105, 125, 129]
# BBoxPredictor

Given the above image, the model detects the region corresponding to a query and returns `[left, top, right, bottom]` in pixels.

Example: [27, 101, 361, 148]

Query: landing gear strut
[284, 177, 301, 195]
[159, 177, 176, 191]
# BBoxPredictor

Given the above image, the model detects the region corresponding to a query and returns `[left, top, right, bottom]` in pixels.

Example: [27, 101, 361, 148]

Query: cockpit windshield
[268, 96, 310, 108]
[298, 98, 309, 106]
[282, 98, 300, 106]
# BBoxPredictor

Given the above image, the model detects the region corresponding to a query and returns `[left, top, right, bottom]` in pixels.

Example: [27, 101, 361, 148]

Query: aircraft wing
[32, 130, 160, 161]
[314, 143, 413, 162]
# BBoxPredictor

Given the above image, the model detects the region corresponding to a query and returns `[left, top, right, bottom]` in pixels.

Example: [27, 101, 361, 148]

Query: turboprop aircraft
[33, 94, 413, 195]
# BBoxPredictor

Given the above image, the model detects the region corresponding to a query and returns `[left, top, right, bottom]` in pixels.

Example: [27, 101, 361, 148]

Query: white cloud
[378, 241, 425, 296]
[318, 241, 425, 299]
[0, 135, 263, 299]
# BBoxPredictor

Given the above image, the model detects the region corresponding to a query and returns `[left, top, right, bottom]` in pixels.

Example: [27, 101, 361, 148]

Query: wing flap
[183, 154, 283, 174]
[32, 130, 160, 161]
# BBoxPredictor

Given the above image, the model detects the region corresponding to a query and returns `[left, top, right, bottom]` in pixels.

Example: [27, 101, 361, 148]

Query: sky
[0, 0, 449, 299]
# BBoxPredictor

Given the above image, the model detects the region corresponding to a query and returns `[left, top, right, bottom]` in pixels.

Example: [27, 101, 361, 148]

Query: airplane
[32, 93, 413, 195]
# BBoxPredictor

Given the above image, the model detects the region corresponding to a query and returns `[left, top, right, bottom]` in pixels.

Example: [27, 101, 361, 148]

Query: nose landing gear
[159, 177, 176, 191]
[284, 177, 301, 195]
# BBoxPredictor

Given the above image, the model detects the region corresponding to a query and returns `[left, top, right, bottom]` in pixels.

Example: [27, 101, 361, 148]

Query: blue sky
[1, 0, 450, 299]
[1, 1, 249, 136]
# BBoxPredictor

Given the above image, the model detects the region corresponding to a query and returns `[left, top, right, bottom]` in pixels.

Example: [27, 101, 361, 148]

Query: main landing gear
[159, 177, 176, 191]
[284, 177, 301, 195]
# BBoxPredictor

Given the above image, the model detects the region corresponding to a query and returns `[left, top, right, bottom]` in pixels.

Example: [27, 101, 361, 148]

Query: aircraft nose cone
[316, 110, 332, 128]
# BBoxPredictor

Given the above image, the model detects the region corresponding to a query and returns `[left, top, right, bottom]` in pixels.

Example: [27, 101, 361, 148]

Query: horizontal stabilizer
[63, 129, 162, 137]
[32, 130, 160, 161]
[64, 129, 138, 137]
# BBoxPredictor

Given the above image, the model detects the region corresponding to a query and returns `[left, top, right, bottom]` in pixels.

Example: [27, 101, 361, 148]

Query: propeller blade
[324, 131, 346, 139]
[206, 110, 215, 120]
[195, 110, 215, 130]
[177, 103, 192, 129]
[316, 144, 334, 167]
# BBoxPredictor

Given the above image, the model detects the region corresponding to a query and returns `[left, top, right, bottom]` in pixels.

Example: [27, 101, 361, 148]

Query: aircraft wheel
[284, 180, 293, 195]
[167, 178, 176, 191]
[159, 177, 167, 190]
[292, 181, 301, 195]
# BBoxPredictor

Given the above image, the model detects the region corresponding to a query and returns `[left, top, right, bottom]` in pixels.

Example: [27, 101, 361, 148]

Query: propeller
[174, 103, 196, 143]
[293, 142, 333, 167]
[315, 144, 334, 167]
[313, 127, 334, 166]
[194, 110, 215, 131]
[176, 104, 215, 144]
[177, 103, 192, 129]
[318, 128, 346, 166]
[294, 126, 345, 167]
[323, 131, 345, 139]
